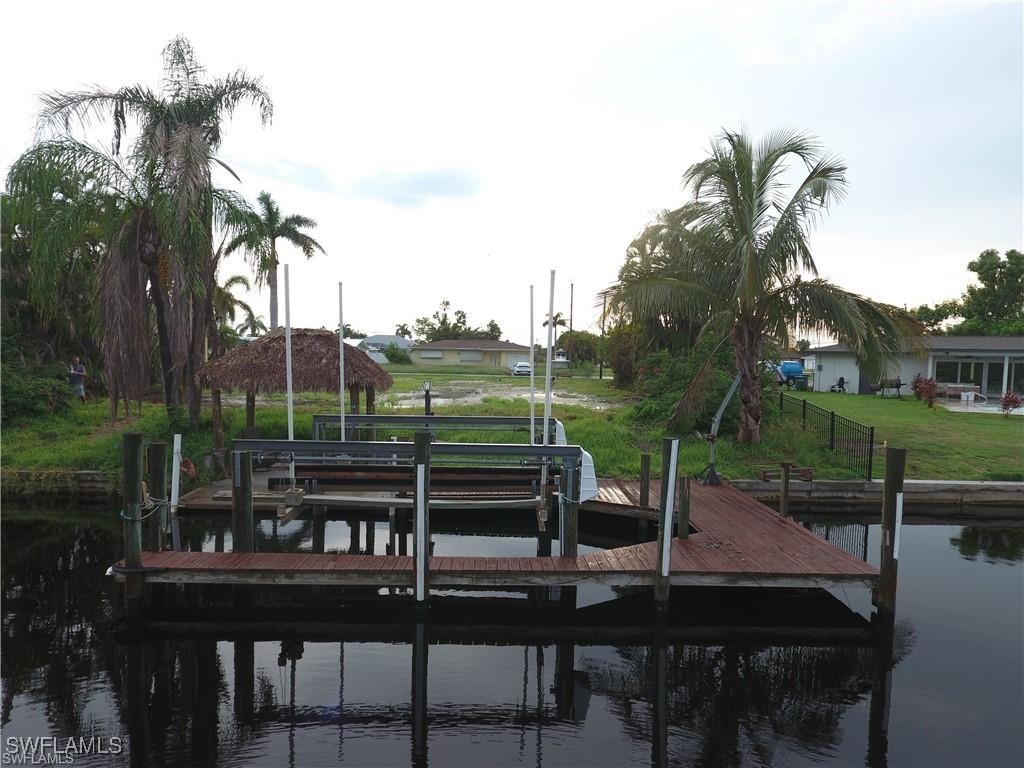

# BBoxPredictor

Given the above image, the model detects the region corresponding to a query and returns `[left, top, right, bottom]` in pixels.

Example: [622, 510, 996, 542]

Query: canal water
[1, 510, 1021, 767]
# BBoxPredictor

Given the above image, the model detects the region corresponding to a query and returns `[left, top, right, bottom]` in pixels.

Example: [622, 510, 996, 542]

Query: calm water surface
[2, 511, 1021, 768]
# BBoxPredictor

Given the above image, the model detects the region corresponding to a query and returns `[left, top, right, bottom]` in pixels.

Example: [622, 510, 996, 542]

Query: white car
[510, 362, 532, 376]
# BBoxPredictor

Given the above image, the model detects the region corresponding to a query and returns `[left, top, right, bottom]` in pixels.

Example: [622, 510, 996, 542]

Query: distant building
[810, 335, 1024, 396]
[358, 334, 415, 354]
[411, 339, 530, 368]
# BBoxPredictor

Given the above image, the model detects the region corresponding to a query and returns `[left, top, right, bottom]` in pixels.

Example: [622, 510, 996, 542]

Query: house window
[419, 350, 443, 359]
[935, 361, 958, 381]
[459, 350, 483, 362]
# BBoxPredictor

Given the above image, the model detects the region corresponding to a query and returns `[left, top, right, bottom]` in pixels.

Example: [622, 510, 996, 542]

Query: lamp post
[422, 380, 432, 416]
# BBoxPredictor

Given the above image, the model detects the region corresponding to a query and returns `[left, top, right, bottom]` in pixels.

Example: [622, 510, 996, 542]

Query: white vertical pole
[284, 264, 295, 486]
[415, 464, 427, 602]
[169, 433, 183, 551]
[1002, 353, 1010, 394]
[529, 285, 536, 445]
[660, 439, 679, 578]
[893, 491, 904, 561]
[543, 270, 555, 447]
[339, 282, 346, 441]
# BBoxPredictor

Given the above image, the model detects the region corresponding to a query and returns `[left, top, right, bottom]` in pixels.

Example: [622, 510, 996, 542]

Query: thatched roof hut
[200, 328, 393, 428]
[201, 328, 393, 394]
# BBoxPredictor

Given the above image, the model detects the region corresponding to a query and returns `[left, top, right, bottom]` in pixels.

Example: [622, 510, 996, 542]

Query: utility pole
[569, 282, 574, 333]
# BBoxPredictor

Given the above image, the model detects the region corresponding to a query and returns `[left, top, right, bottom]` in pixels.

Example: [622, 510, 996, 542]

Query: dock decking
[118, 482, 877, 590]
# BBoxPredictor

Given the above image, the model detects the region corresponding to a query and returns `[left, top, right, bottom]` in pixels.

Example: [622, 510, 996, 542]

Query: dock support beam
[231, 451, 255, 553]
[413, 431, 431, 607]
[780, 461, 792, 518]
[561, 462, 579, 557]
[122, 433, 144, 613]
[638, 453, 651, 538]
[654, 437, 680, 611]
[874, 447, 906, 617]
[146, 441, 168, 552]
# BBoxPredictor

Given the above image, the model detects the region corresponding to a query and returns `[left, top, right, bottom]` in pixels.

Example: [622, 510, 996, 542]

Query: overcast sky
[2, 1, 1021, 347]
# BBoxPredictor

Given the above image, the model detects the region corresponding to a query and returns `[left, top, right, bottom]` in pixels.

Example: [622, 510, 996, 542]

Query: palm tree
[15, 37, 272, 424]
[225, 191, 326, 329]
[612, 129, 920, 443]
[543, 311, 568, 329]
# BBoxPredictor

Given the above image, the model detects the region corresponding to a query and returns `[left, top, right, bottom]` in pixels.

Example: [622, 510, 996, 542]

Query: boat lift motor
[697, 374, 741, 486]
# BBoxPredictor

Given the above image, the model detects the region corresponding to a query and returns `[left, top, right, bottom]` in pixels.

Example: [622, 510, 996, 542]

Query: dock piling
[780, 462, 792, 517]
[413, 431, 431, 606]
[654, 437, 680, 610]
[875, 447, 906, 616]
[231, 451, 255, 553]
[122, 433, 144, 609]
[562, 462, 579, 557]
[638, 453, 651, 538]
[146, 441, 168, 552]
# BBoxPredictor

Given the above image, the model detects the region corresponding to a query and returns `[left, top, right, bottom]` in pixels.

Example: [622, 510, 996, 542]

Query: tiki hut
[200, 328, 394, 430]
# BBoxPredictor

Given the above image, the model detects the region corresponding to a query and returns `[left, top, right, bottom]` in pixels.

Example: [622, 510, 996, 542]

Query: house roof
[812, 335, 1024, 354]
[414, 339, 529, 351]
[359, 334, 414, 349]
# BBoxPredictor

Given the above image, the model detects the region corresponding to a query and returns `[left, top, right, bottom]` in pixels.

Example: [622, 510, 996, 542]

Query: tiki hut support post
[366, 386, 376, 441]
[338, 282, 346, 440]
[284, 264, 295, 487]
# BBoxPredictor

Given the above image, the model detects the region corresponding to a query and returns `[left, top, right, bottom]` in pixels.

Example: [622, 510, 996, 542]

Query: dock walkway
[119, 482, 877, 590]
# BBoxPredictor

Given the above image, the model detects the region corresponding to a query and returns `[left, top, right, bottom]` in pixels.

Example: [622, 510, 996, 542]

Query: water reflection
[949, 526, 1024, 564]
[7, 510, 1021, 767]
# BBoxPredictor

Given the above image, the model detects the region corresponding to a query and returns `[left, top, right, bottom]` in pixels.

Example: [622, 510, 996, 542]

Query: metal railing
[777, 393, 875, 480]
[312, 414, 560, 444]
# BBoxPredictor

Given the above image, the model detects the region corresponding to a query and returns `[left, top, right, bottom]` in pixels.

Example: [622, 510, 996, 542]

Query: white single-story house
[810, 336, 1024, 396]
[411, 339, 531, 368]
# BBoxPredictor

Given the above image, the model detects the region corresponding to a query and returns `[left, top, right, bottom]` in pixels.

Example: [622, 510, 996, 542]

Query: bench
[875, 378, 905, 398]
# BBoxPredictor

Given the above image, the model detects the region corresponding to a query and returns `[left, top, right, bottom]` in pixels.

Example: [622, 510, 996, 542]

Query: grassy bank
[773, 391, 1024, 481]
[3, 390, 1019, 485]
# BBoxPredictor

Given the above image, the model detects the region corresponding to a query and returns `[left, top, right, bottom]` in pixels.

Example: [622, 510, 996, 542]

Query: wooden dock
[116, 482, 877, 590]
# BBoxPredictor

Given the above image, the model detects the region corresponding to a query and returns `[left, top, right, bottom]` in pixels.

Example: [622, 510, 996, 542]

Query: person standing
[69, 356, 87, 403]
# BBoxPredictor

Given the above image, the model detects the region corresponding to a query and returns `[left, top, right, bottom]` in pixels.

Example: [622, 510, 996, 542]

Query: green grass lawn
[773, 391, 1024, 481]
[3, 389, 1020, 485]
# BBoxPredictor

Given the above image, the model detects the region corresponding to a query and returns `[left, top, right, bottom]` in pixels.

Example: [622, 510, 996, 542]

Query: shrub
[604, 326, 639, 387]
[383, 343, 412, 364]
[1, 362, 74, 423]
[913, 376, 937, 408]
[1000, 391, 1022, 416]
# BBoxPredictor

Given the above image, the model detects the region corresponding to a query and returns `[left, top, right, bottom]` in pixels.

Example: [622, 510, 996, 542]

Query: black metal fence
[806, 521, 870, 562]
[777, 393, 875, 480]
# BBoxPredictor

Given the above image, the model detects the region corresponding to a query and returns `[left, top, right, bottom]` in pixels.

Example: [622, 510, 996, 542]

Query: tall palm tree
[225, 191, 326, 329]
[543, 311, 568, 329]
[612, 129, 920, 443]
[16, 36, 271, 424]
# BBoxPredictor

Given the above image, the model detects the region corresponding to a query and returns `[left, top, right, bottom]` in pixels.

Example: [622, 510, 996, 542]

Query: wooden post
[562, 462, 579, 557]
[413, 431, 431, 606]
[146, 441, 168, 552]
[654, 437, 680, 610]
[676, 474, 690, 538]
[214, 524, 225, 552]
[780, 462, 792, 518]
[245, 389, 256, 429]
[231, 451, 255, 553]
[313, 509, 326, 554]
[348, 386, 360, 440]
[801, 398, 807, 429]
[875, 447, 906, 616]
[365, 515, 376, 554]
[348, 519, 361, 554]
[365, 386, 376, 441]
[638, 453, 651, 539]
[212, 388, 225, 475]
[122, 433, 145, 610]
